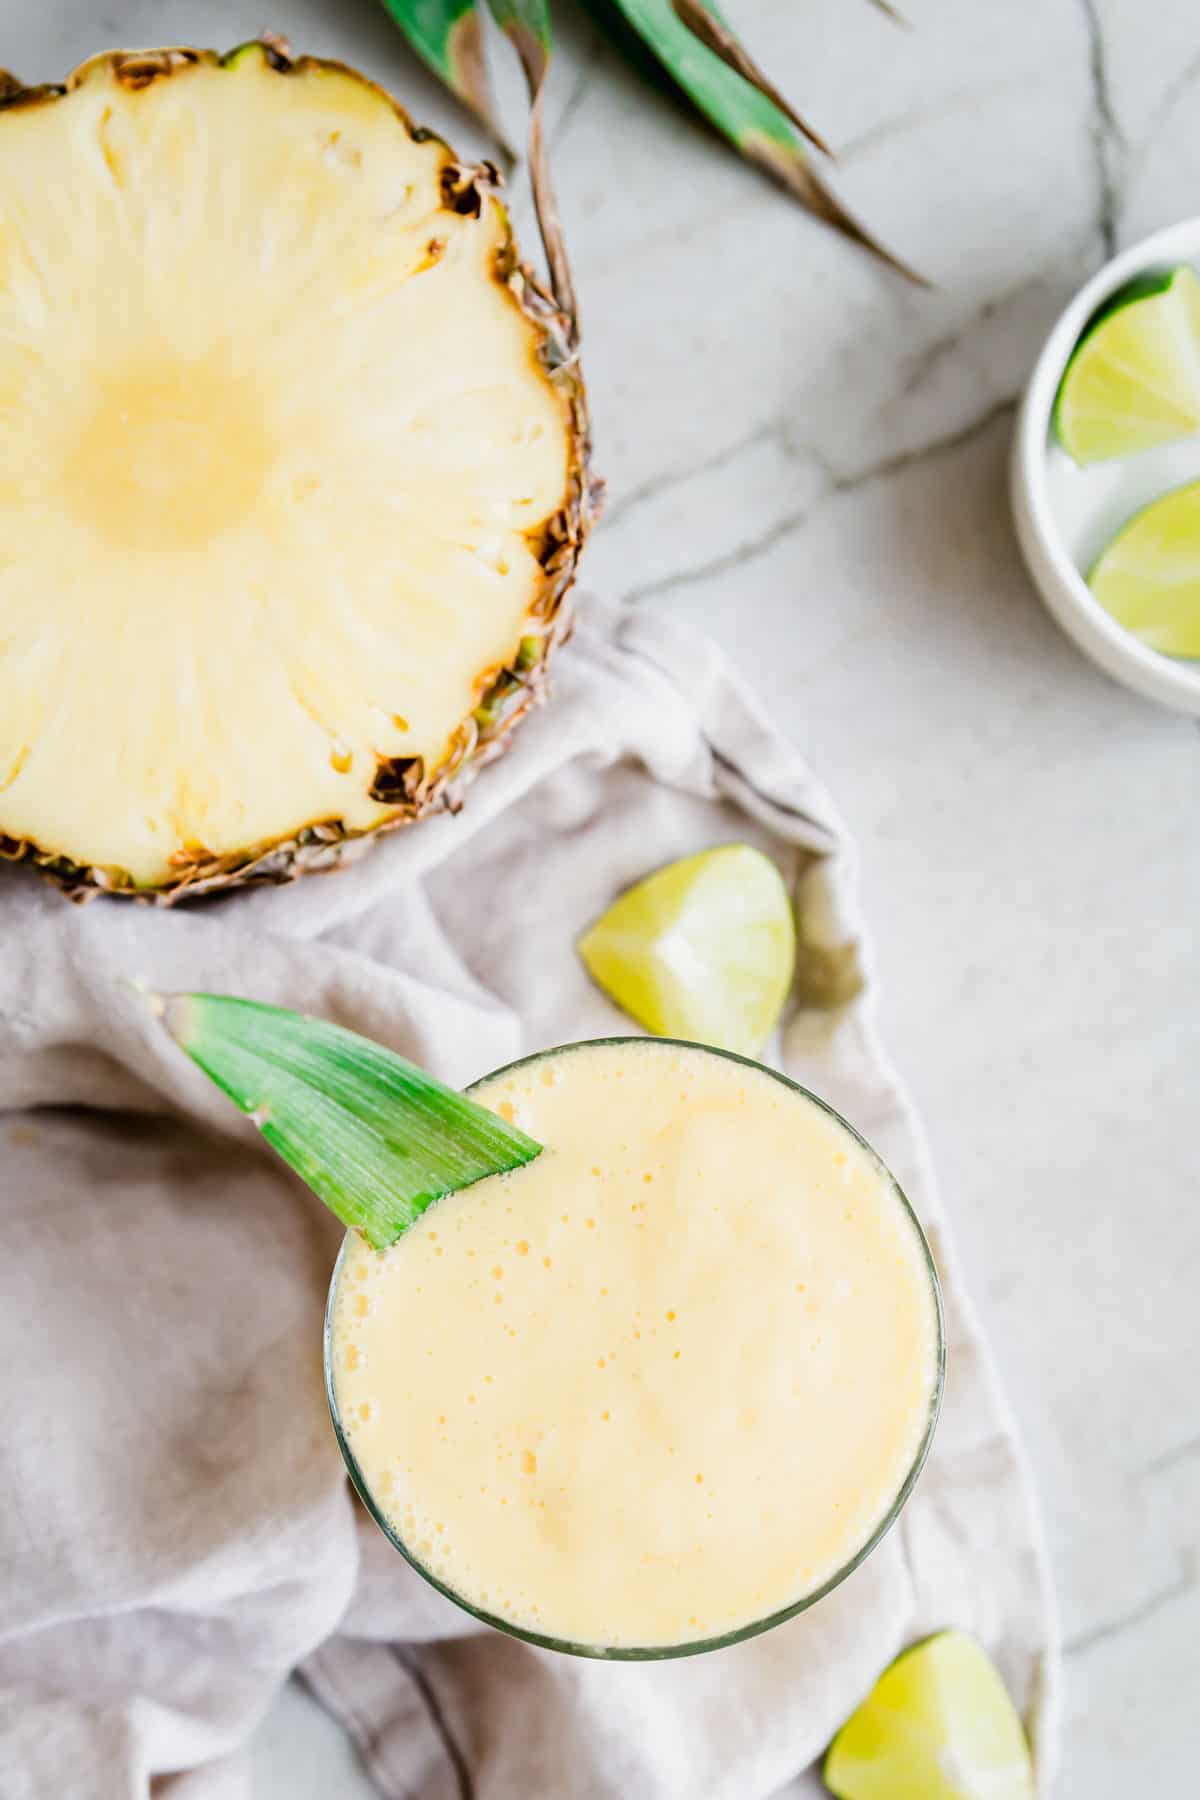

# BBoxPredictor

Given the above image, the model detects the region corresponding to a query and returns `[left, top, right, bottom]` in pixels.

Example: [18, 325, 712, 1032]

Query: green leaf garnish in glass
[154, 993, 542, 1249]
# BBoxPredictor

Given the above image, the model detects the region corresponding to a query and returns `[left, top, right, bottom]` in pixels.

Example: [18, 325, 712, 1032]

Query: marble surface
[16, 1, 1199, 1793]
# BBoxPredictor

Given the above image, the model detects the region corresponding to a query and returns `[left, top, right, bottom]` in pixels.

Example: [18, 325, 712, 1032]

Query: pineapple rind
[0, 38, 598, 903]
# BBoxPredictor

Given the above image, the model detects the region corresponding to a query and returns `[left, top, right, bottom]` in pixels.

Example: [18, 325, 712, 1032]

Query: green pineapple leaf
[669, 0, 831, 154]
[378, 0, 512, 152]
[155, 992, 542, 1250]
[376, 0, 923, 282]
[589, 0, 924, 282]
[485, 0, 553, 65]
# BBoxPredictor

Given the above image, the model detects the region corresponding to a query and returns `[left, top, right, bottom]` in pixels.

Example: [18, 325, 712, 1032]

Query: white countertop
[17, 2, 1198, 1793]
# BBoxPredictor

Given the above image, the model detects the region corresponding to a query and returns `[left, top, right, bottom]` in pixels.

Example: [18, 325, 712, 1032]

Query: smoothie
[328, 1039, 942, 1651]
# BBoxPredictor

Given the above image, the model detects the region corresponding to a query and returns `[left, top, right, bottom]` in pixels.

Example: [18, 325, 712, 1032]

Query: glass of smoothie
[325, 1037, 944, 1659]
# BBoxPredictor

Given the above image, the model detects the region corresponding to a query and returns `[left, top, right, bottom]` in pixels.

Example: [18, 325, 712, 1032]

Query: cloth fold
[0, 598, 1059, 1799]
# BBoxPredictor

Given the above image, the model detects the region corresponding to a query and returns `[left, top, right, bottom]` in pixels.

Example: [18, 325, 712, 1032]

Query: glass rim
[323, 1034, 946, 1661]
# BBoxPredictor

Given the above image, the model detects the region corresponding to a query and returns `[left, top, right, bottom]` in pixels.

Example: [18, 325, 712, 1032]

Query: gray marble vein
[1065, 1557, 1196, 1660]
[619, 398, 1018, 604]
[1139, 1432, 1200, 1481]
[548, 27, 606, 153]
[1078, 0, 1125, 257]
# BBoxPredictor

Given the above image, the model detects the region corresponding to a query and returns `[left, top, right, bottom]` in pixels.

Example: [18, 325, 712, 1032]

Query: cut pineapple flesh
[0, 45, 587, 894]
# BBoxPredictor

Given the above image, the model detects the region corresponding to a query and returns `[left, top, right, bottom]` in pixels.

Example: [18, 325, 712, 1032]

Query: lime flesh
[576, 844, 796, 1058]
[823, 1631, 1035, 1800]
[1088, 478, 1200, 658]
[1054, 266, 1200, 464]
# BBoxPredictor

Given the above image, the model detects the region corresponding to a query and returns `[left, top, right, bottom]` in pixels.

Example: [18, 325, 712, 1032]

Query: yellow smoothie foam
[328, 1039, 941, 1650]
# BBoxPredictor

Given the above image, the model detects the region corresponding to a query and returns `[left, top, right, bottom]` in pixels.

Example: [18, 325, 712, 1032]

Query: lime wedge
[1054, 265, 1200, 464]
[823, 1631, 1035, 1800]
[1088, 479, 1200, 658]
[577, 844, 795, 1057]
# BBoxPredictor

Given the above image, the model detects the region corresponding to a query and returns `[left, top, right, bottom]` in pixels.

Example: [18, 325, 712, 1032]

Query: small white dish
[1011, 219, 1200, 715]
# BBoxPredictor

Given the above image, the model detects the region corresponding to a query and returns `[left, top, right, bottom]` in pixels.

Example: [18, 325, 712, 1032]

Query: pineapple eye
[320, 128, 362, 170]
[96, 106, 126, 187]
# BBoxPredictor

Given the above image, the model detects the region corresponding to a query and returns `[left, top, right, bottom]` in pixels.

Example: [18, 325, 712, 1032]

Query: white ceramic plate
[1011, 219, 1200, 715]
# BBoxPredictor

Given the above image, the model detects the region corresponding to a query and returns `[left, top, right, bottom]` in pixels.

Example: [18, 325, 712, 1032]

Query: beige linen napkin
[0, 597, 1059, 1800]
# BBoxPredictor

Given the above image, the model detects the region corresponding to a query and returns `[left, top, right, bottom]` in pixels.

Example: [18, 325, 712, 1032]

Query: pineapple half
[0, 39, 594, 900]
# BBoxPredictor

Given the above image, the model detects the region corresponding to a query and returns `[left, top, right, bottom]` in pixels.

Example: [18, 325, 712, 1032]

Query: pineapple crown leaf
[378, 0, 923, 280]
[378, 1, 515, 158]
[149, 990, 542, 1249]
